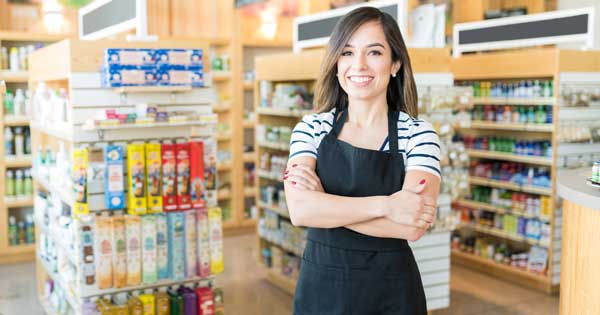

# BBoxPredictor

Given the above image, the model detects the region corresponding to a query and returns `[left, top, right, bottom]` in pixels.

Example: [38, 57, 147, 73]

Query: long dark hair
[314, 7, 418, 118]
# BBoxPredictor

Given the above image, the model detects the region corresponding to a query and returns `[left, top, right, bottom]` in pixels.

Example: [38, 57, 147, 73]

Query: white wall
[559, 0, 600, 49]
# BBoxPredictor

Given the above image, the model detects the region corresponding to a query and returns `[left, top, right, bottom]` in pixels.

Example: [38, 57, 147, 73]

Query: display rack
[28, 39, 224, 314]
[254, 48, 456, 312]
[0, 31, 64, 265]
[450, 48, 600, 293]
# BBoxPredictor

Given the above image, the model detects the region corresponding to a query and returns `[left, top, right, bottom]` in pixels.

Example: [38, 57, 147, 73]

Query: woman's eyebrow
[344, 43, 385, 48]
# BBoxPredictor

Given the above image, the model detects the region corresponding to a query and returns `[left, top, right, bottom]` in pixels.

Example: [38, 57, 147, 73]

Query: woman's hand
[283, 164, 324, 192]
[384, 179, 437, 229]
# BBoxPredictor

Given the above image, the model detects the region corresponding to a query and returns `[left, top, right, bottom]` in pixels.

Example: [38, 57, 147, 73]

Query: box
[78, 215, 96, 287]
[177, 287, 198, 315]
[125, 215, 142, 286]
[73, 148, 89, 216]
[156, 69, 204, 87]
[184, 210, 198, 277]
[112, 216, 127, 288]
[167, 212, 186, 280]
[161, 143, 177, 211]
[196, 208, 210, 277]
[195, 287, 214, 315]
[127, 144, 147, 214]
[176, 142, 192, 210]
[95, 215, 114, 289]
[105, 145, 125, 210]
[213, 288, 224, 315]
[103, 68, 157, 87]
[127, 296, 143, 315]
[156, 214, 169, 280]
[154, 49, 203, 68]
[145, 143, 163, 213]
[139, 293, 156, 315]
[209, 207, 224, 274]
[104, 48, 155, 68]
[190, 141, 206, 209]
[142, 215, 158, 284]
[203, 139, 218, 207]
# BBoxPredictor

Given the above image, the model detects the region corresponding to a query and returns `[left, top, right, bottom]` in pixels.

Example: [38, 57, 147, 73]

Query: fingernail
[292, 181, 296, 185]
[283, 176, 288, 180]
[419, 179, 426, 185]
[284, 170, 289, 174]
[292, 164, 297, 167]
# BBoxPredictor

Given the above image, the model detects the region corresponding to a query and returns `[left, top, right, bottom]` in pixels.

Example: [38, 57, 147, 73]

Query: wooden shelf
[258, 169, 282, 182]
[0, 31, 65, 42]
[266, 269, 296, 295]
[456, 198, 551, 222]
[258, 140, 290, 151]
[472, 97, 555, 105]
[5, 155, 32, 167]
[217, 189, 231, 201]
[243, 152, 256, 162]
[0, 71, 28, 83]
[5, 243, 35, 254]
[217, 161, 232, 172]
[212, 71, 232, 82]
[466, 149, 552, 166]
[244, 187, 256, 197]
[3, 115, 30, 126]
[468, 176, 552, 196]
[256, 107, 312, 118]
[456, 222, 549, 247]
[4, 197, 34, 208]
[112, 85, 193, 94]
[243, 119, 255, 128]
[243, 39, 292, 48]
[212, 103, 232, 112]
[216, 132, 232, 141]
[469, 121, 554, 132]
[258, 202, 289, 219]
[243, 81, 254, 90]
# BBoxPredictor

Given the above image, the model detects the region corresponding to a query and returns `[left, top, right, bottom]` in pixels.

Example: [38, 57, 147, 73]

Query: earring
[392, 73, 397, 77]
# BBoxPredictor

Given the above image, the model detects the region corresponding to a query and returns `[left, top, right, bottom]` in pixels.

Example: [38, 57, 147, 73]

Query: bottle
[24, 169, 32, 196]
[512, 106, 520, 123]
[535, 106, 546, 124]
[473, 81, 480, 97]
[9, 47, 19, 72]
[155, 288, 170, 315]
[14, 127, 24, 156]
[6, 170, 15, 196]
[533, 80, 541, 97]
[13, 89, 25, 116]
[546, 106, 553, 124]
[503, 106, 511, 122]
[18, 221, 25, 244]
[4, 90, 14, 116]
[4, 127, 13, 156]
[24, 128, 31, 155]
[527, 107, 535, 123]
[15, 170, 24, 196]
[0, 47, 8, 69]
[25, 214, 34, 244]
[519, 107, 527, 123]
[128, 293, 143, 315]
[19, 47, 27, 71]
[8, 216, 18, 245]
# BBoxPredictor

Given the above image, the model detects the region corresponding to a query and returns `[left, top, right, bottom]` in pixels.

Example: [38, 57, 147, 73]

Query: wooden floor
[220, 233, 559, 315]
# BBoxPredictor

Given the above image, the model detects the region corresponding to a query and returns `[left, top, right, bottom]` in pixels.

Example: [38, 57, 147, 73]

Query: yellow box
[209, 207, 224, 274]
[72, 148, 89, 216]
[139, 294, 156, 315]
[127, 144, 147, 214]
[145, 143, 163, 213]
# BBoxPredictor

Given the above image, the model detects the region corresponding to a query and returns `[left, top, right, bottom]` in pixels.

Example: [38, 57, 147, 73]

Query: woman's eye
[341, 51, 352, 56]
[369, 50, 382, 56]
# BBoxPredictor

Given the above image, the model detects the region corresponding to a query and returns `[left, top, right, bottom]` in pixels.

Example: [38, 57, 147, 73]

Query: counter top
[557, 167, 600, 211]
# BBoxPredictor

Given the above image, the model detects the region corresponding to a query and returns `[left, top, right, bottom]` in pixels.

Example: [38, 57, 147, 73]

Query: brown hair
[314, 7, 418, 118]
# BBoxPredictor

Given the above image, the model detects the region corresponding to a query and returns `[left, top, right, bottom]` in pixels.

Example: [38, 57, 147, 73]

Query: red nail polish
[284, 170, 289, 174]
[419, 179, 426, 185]
[283, 176, 288, 180]
[292, 181, 296, 185]
[292, 164, 297, 167]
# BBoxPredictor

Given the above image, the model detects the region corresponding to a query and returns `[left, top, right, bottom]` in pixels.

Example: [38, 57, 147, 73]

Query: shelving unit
[0, 32, 64, 265]
[254, 48, 454, 312]
[451, 47, 600, 293]
[28, 39, 223, 314]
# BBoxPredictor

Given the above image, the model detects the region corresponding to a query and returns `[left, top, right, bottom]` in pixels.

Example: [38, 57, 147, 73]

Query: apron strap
[387, 110, 400, 157]
[331, 108, 348, 138]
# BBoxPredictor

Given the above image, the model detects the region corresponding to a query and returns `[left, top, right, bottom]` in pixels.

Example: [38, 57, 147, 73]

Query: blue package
[167, 212, 186, 280]
[104, 48, 155, 69]
[156, 214, 170, 280]
[156, 68, 204, 87]
[102, 67, 157, 87]
[104, 145, 125, 209]
[154, 48, 203, 68]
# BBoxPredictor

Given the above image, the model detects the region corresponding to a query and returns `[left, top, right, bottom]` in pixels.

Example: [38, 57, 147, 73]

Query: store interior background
[1, 0, 600, 314]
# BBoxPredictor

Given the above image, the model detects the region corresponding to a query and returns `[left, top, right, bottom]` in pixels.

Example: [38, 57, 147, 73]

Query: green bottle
[5, 170, 15, 196]
[8, 216, 18, 245]
[473, 81, 480, 97]
[14, 170, 24, 196]
[4, 90, 14, 115]
[24, 169, 32, 196]
[168, 289, 184, 315]
[535, 106, 546, 124]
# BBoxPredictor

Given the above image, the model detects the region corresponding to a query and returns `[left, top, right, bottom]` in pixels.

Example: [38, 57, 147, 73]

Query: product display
[256, 124, 292, 148]
[0, 44, 40, 72]
[259, 81, 313, 110]
[4, 126, 31, 157]
[462, 80, 554, 99]
[470, 161, 552, 188]
[471, 105, 552, 124]
[463, 135, 552, 157]
[3, 88, 31, 117]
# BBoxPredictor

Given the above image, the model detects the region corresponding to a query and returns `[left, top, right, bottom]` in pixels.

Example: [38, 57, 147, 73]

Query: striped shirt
[289, 108, 441, 178]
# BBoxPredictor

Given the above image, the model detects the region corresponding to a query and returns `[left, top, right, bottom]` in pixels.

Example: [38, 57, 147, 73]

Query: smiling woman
[283, 6, 441, 315]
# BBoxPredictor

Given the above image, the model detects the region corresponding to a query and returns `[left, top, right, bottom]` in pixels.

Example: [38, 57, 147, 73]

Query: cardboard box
[176, 142, 192, 210]
[127, 144, 147, 214]
[104, 145, 125, 210]
[196, 208, 211, 277]
[190, 141, 206, 209]
[95, 215, 114, 289]
[125, 215, 142, 286]
[145, 143, 163, 213]
[73, 148, 89, 216]
[78, 215, 96, 287]
[195, 287, 215, 315]
[112, 216, 127, 288]
[156, 69, 203, 87]
[161, 143, 177, 211]
[184, 210, 197, 277]
[104, 48, 155, 68]
[141, 215, 157, 284]
[154, 48, 203, 68]
[167, 212, 186, 280]
[203, 139, 218, 207]
[156, 214, 169, 280]
[209, 207, 224, 274]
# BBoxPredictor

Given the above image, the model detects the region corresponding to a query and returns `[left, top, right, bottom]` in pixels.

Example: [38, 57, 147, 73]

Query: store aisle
[0, 262, 44, 315]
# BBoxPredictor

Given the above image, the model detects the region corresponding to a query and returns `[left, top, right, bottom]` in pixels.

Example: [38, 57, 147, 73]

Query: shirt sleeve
[405, 120, 441, 178]
[289, 114, 319, 160]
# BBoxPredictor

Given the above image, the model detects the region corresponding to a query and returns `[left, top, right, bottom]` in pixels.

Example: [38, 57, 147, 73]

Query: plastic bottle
[15, 170, 24, 196]
[155, 288, 170, 315]
[9, 47, 19, 72]
[5, 170, 15, 196]
[4, 127, 13, 156]
[18, 47, 27, 71]
[24, 128, 31, 155]
[546, 106, 553, 124]
[8, 216, 18, 245]
[13, 89, 25, 116]
[4, 90, 14, 116]
[18, 221, 25, 244]
[518, 107, 527, 123]
[25, 214, 34, 244]
[128, 293, 143, 315]
[24, 169, 32, 196]
[0, 47, 8, 69]
[535, 106, 546, 124]
[14, 127, 24, 156]
[543, 81, 552, 97]
[527, 107, 535, 123]
[512, 106, 520, 123]
[503, 106, 512, 122]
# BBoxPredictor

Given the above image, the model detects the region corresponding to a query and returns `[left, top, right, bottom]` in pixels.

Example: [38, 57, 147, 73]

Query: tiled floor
[0, 233, 559, 315]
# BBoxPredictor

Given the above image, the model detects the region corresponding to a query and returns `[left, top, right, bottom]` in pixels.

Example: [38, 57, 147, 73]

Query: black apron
[293, 109, 427, 315]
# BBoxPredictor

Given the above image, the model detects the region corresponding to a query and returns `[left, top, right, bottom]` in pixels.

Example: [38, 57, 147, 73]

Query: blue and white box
[104, 48, 155, 69]
[156, 68, 204, 87]
[154, 49, 203, 68]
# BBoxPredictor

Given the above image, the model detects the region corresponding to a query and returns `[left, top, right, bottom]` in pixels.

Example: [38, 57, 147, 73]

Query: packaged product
[167, 212, 186, 280]
[196, 208, 211, 277]
[154, 49, 203, 68]
[104, 145, 125, 210]
[156, 214, 169, 280]
[184, 210, 198, 277]
[203, 139, 218, 206]
[195, 287, 214, 315]
[73, 148, 89, 216]
[161, 142, 178, 211]
[104, 48, 155, 68]
[78, 214, 96, 287]
[155, 288, 171, 315]
[156, 68, 203, 87]
[127, 294, 143, 315]
[146, 143, 163, 213]
[213, 288, 224, 315]
[139, 292, 156, 315]
[190, 141, 206, 209]
[125, 215, 142, 286]
[112, 216, 127, 288]
[127, 144, 147, 214]
[209, 207, 224, 274]
[168, 289, 184, 315]
[141, 215, 158, 284]
[95, 215, 114, 289]
[176, 142, 192, 210]
[177, 287, 198, 315]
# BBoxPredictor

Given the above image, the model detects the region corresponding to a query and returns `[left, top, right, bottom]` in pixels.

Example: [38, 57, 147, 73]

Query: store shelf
[6, 243, 35, 254]
[469, 121, 554, 132]
[4, 196, 34, 208]
[32, 172, 73, 207]
[242, 218, 257, 227]
[266, 269, 296, 295]
[30, 122, 73, 142]
[243, 119, 255, 128]
[216, 132, 232, 141]
[256, 107, 312, 118]
[258, 169, 283, 182]
[5, 155, 32, 167]
[3, 115, 30, 126]
[217, 161, 232, 172]
[217, 189, 231, 201]
[82, 119, 216, 131]
[258, 202, 289, 219]
[112, 85, 193, 94]
[456, 222, 549, 247]
[35, 219, 77, 266]
[260, 234, 303, 256]
[468, 176, 552, 196]
[0, 70, 28, 83]
[211, 71, 232, 82]
[38, 256, 78, 311]
[456, 198, 551, 222]
[243, 152, 256, 162]
[244, 187, 256, 197]
[258, 140, 290, 151]
[39, 296, 58, 315]
[242, 38, 292, 48]
[243, 81, 254, 90]
[212, 103, 232, 112]
[472, 97, 555, 105]
[79, 275, 215, 299]
[466, 149, 552, 166]
[0, 30, 65, 42]
[451, 250, 548, 283]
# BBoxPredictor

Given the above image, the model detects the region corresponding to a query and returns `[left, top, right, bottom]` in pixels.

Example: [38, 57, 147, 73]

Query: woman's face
[337, 21, 400, 103]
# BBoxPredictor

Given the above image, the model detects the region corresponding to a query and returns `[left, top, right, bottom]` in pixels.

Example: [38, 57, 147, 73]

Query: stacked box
[203, 139, 218, 207]
[104, 145, 125, 210]
[184, 210, 197, 277]
[142, 215, 157, 284]
[73, 148, 89, 216]
[156, 214, 169, 280]
[161, 143, 178, 211]
[95, 215, 114, 289]
[78, 215, 96, 287]
[127, 144, 147, 214]
[190, 141, 206, 209]
[112, 216, 127, 288]
[145, 143, 163, 213]
[176, 142, 192, 210]
[167, 212, 186, 280]
[208, 207, 224, 274]
[125, 215, 142, 286]
[196, 208, 211, 277]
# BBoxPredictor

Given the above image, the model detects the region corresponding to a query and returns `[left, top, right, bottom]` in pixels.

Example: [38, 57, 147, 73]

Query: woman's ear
[391, 61, 401, 77]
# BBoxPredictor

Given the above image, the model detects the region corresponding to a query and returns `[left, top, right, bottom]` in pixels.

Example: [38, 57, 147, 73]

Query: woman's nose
[352, 53, 367, 71]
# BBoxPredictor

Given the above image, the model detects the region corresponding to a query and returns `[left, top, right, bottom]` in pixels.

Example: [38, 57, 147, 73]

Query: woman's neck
[346, 96, 388, 128]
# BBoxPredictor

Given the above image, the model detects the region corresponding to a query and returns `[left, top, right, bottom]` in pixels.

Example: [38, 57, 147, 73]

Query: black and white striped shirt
[289, 108, 441, 178]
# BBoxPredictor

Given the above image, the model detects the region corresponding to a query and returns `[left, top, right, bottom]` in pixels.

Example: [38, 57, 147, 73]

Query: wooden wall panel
[148, 0, 171, 37]
[171, 0, 215, 38]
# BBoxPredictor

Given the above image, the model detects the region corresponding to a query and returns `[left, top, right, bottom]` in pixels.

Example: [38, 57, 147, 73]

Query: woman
[284, 6, 441, 315]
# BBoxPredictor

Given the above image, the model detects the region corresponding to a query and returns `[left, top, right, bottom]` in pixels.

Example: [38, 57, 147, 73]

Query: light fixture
[42, 0, 65, 33]
[258, 5, 278, 39]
